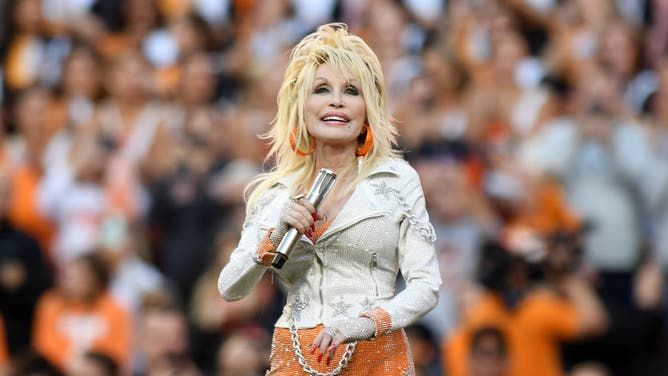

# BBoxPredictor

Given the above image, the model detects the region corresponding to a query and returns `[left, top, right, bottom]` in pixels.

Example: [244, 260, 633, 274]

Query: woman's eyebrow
[313, 77, 360, 86]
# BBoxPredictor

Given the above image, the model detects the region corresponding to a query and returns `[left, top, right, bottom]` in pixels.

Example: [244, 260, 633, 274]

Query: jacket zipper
[370, 252, 379, 297]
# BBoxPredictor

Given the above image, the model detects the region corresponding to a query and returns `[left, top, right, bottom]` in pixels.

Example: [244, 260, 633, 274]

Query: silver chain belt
[289, 321, 357, 376]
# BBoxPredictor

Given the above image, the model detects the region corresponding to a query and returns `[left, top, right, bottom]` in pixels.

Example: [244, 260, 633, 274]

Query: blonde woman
[218, 23, 441, 375]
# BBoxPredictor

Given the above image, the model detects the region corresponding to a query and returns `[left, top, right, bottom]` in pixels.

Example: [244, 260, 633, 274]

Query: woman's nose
[329, 91, 344, 107]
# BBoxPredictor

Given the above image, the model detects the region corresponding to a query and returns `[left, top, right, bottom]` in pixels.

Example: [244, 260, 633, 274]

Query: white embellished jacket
[218, 157, 442, 333]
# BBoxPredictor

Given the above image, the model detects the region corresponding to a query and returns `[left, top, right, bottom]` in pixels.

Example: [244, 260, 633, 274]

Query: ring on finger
[323, 326, 338, 337]
[291, 194, 305, 203]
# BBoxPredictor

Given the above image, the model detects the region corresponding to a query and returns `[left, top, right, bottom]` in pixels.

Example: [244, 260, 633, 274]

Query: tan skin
[281, 63, 368, 364]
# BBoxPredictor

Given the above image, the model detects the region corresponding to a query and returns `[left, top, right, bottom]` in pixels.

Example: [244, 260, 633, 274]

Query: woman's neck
[313, 146, 357, 176]
[309, 148, 359, 219]
[310, 148, 359, 197]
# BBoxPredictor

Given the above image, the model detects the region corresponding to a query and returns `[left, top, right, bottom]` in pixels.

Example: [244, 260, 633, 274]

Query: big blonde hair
[246, 23, 398, 211]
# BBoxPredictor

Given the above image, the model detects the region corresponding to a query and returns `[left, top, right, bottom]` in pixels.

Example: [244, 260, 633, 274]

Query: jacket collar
[366, 157, 401, 177]
[272, 157, 402, 242]
[319, 158, 402, 241]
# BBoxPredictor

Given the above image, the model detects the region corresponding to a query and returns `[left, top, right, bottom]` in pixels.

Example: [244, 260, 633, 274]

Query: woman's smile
[320, 111, 351, 126]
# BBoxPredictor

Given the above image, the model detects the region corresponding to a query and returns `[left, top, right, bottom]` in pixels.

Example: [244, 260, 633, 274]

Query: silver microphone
[272, 168, 337, 269]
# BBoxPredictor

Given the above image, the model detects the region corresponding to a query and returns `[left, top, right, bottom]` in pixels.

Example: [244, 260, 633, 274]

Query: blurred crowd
[1, 0, 668, 375]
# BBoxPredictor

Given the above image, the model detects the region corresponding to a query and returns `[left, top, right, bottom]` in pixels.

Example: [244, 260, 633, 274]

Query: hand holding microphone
[272, 168, 336, 269]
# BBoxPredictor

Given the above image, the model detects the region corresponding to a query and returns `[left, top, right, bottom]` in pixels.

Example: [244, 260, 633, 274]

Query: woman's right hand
[278, 195, 318, 239]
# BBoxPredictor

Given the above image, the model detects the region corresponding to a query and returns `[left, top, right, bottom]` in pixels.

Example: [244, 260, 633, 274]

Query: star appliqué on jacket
[371, 181, 398, 200]
[330, 298, 352, 317]
[360, 297, 375, 312]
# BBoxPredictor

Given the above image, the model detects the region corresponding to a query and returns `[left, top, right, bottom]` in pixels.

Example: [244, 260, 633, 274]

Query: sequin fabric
[254, 227, 278, 266]
[310, 217, 335, 242]
[330, 317, 375, 342]
[361, 307, 392, 337]
[220, 157, 441, 326]
[369, 181, 437, 244]
[218, 158, 442, 374]
[268, 324, 416, 375]
[253, 217, 336, 266]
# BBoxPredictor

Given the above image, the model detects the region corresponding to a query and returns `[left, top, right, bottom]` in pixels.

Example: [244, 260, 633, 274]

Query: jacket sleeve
[217, 189, 280, 301]
[374, 165, 442, 333]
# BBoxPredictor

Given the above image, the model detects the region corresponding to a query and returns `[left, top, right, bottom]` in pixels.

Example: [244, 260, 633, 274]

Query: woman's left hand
[310, 317, 376, 365]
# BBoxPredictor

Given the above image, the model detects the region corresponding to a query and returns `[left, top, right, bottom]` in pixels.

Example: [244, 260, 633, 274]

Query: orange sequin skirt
[267, 325, 415, 375]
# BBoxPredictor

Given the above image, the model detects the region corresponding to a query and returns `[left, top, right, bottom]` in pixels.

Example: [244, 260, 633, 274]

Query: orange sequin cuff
[361, 306, 392, 337]
[253, 228, 277, 266]
[309, 217, 335, 242]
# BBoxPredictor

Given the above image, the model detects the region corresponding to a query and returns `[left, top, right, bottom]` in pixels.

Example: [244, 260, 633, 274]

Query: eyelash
[345, 86, 359, 95]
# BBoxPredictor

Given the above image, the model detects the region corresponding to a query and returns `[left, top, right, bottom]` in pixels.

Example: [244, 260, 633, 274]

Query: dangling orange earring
[289, 127, 315, 156]
[355, 124, 373, 156]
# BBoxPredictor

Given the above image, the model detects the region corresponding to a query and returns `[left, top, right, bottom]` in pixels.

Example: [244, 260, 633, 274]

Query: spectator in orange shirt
[6, 87, 58, 256]
[506, 174, 581, 237]
[32, 253, 131, 373]
[443, 239, 608, 376]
